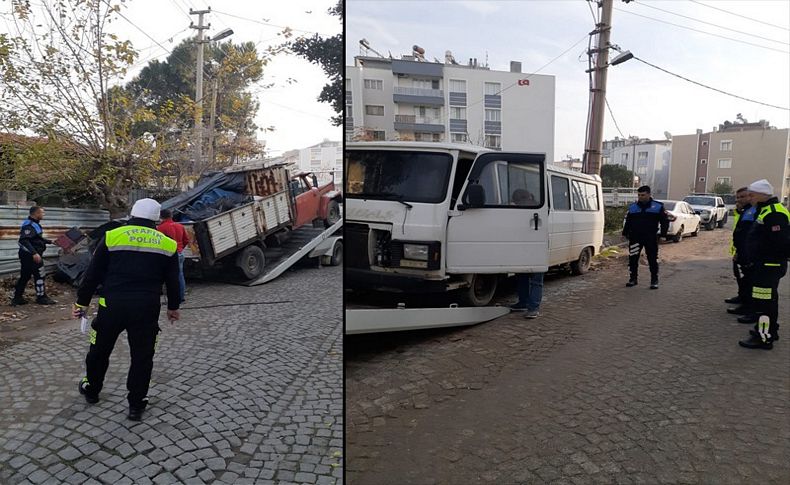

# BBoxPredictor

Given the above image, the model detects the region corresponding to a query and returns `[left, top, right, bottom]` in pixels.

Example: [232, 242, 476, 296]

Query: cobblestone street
[346, 227, 790, 484]
[0, 265, 343, 485]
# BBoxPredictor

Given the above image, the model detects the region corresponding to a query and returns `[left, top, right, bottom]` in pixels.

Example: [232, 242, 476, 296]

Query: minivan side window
[471, 157, 544, 208]
[550, 175, 571, 210]
[571, 180, 599, 211]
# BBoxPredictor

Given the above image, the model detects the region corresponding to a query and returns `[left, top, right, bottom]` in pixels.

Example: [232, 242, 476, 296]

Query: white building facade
[294, 140, 343, 183]
[346, 55, 555, 162]
[602, 138, 672, 198]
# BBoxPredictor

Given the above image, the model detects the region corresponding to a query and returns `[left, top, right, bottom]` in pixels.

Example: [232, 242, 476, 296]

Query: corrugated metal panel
[0, 205, 110, 277]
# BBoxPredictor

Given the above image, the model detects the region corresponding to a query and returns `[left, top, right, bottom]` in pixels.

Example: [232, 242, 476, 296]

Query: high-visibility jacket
[744, 198, 790, 265]
[77, 218, 181, 310]
[730, 205, 756, 258]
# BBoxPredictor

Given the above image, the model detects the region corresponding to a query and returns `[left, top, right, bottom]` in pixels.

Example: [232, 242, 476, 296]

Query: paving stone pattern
[347, 228, 790, 484]
[0, 265, 343, 484]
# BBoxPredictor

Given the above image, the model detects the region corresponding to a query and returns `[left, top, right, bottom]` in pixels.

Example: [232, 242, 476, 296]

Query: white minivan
[345, 142, 604, 306]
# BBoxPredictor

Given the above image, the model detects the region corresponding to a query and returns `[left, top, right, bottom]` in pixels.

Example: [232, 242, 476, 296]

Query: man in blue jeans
[510, 272, 544, 319]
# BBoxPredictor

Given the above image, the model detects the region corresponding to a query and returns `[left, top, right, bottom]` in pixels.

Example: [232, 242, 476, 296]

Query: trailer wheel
[571, 247, 592, 275]
[324, 200, 341, 228]
[329, 240, 343, 266]
[460, 274, 498, 307]
[236, 245, 266, 279]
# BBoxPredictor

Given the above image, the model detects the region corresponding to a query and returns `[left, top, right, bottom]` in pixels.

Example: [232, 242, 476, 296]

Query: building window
[484, 135, 501, 149]
[621, 153, 629, 163]
[484, 109, 501, 122]
[716, 176, 732, 185]
[370, 130, 385, 141]
[364, 79, 383, 90]
[638, 151, 648, 160]
[365, 105, 384, 116]
[602, 156, 610, 165]
[451, 133, 467, 143]
[450, 107, 467, 119]
[345, 105, 353, 117]
[449, 79, 466, 92]
[484, 82, 501, 96]
[717, 158, 732, 169]
[720, 140, 732, 151]
[345, 78, 351, 90]
[413, 78, 440, 90]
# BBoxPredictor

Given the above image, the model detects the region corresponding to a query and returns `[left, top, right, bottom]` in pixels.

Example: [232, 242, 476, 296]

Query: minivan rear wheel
[570, 247, 592, 275]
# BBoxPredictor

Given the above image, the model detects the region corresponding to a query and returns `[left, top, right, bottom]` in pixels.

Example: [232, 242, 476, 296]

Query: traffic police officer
[74, 198, 181, 420]
[622, 185, 670, 289]
[727, 187, 757, 316]
[739, 179, 789, 350]
[12, 206, 56, 305]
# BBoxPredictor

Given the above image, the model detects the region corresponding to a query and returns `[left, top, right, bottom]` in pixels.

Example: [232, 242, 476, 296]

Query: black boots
[650, 277, 659, 290]
[78, 378, 99, 404]
[739, 335, 773, 350]
[10, 296, 27, 306]
[626, 278, 638, 287]
[36, 295, 56, 305]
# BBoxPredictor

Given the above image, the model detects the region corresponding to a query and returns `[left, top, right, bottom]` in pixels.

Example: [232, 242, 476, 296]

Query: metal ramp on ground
[246, 218, 342, 286]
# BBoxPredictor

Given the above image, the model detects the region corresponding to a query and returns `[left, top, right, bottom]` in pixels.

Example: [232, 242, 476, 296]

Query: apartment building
[345, 52, 555, 161]
[296, 139, 342, 182]
[668, 122, 790, 203]
[602, 137, 672, 198]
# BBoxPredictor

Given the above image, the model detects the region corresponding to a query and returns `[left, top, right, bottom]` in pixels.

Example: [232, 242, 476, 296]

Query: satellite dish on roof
[664, 131, 672, 140]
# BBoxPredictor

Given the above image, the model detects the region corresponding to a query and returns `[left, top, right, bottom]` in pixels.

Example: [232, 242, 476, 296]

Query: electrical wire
[605, 98, 626, 139]
[632, 55, 789, 111]
[177, 300, 293, 310]
[634, 0, 789, 45]
[211, 8, 335, 37]
[688, 0, 790, 32]
[613, 7, 790, 54]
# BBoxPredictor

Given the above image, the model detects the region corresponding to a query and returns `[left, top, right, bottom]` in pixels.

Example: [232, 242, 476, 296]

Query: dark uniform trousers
[734, 261, 754, 309]
[14, 251, 45, 298]
[628, 237, 659, 279]
[752, 262, 787, 342]
[85, 297, 161, 408]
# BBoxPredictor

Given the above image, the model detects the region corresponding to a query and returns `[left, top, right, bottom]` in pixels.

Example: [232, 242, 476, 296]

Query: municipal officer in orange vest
[73, 198, 181, 421]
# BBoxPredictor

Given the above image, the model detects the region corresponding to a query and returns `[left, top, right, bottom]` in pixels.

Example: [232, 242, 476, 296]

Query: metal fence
[0, 205, 110, 277]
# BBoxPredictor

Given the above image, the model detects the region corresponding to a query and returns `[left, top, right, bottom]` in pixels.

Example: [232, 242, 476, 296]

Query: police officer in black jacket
[73, 198, 181, 421]
[738, 179, 789, 350]
[622, 186, 670, 289]
[727, 187, 757, 316]
[12, 206, 56, 306]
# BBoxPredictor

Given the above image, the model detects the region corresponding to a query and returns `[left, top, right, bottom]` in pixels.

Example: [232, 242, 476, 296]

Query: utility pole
[207, 78, 219, 169]
[583, 0, 613, 176]
[190, 7, 211, 177]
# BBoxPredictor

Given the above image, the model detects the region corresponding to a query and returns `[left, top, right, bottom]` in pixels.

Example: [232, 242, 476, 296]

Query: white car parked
[661, 200, 701, 242]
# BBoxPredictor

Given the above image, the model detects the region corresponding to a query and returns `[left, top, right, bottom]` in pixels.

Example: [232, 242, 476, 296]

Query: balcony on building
[394, 114, 445, 133]
[393, 86, 445, 106]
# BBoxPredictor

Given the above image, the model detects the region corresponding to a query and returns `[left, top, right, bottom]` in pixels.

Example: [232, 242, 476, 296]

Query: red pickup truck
[290, 171, 342, 228]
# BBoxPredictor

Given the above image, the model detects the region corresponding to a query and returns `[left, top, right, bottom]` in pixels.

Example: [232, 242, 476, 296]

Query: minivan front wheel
[460, 274, 498, 307]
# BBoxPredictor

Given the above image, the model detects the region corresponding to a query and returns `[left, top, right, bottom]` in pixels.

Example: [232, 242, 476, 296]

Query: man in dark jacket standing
[12, 206, 56, 305]
[738, 180, 789, 350]
[622, 185, 670, 289]
[727, 187, 757, 316]
[73, 198, 181, 421]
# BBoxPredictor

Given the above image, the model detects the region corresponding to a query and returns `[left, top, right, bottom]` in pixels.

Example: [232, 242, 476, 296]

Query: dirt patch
[0, 276, 81, 350]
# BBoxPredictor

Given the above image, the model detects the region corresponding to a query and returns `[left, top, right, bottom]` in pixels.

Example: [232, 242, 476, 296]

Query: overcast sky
[1, 0, 342, 156]
[347, 0, 790, 160]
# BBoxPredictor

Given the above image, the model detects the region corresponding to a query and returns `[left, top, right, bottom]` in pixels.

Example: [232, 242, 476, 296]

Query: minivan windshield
[345, 150, 453, 203]
[684, 196, 715, 206]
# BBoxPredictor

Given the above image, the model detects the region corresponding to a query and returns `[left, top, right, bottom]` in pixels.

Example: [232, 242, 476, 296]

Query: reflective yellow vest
[105, 225, 177, 257]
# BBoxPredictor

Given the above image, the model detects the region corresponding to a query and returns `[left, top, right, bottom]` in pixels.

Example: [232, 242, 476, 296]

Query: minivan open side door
[446, 152, 550, 273]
